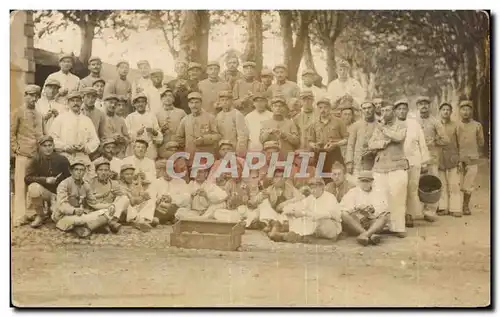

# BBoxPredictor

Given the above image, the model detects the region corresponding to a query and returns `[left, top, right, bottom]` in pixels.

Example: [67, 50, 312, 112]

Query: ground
[11, 161, 491, 307]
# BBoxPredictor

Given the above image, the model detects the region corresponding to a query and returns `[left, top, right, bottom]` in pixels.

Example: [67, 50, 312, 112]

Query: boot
[108, 219, 122, 233]
[151, 217, 160, 228]
[450, 211, 462, 218]
[262, 220, 274, 233]
[463, 193, 472, 216]
[436, 209, 449, 216]
[133, 220, 152, 232]
[405, 214, 414, 228]
[74, 226, 92, 239]
[30, 215, 45, 229]
[86, 215, 109, 231]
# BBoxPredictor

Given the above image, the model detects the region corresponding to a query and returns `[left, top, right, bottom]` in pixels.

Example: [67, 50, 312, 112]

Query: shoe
[463, 193, 472, 215]
[108, 219, 122, 233]
[356, 233, 370, 246]
[151, 217, 160, 228]
[283, 232, 301, 243]
[133, 221, 152, 233]
[423, 214, 437, 222]
[262, 221, 273, 233]
[30, 215, 45, 228]
[393, 232, 407, 238]
[436, 209, 448, 216]
[369, 234, 382, 245]
[450, 212, 462, 218]
[405, 214, 414, 228]
[74, 226, 92, 239]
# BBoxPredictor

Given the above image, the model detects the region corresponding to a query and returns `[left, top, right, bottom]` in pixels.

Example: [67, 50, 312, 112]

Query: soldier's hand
[43, 112, 53, 121]
[51, 109, 59, 117]
[345, 162, 354, 174]
[46, 176, 58, 184]
[142, 192, 151, 200]
[107, 205, 116, 217]
[137, 127, 145, 135]
[145, 127, 154, 134]
[74, 208, 84, 216]
[421, 164, 428, 174]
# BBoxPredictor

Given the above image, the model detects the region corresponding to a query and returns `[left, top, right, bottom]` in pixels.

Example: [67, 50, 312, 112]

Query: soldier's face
[289, 99, 301, 113]
[440, 105, 452, 119]
[261, 75, 273, 86]
[341, 109, 354, 124]
[134, 142, 148, 157]
[359, 179, 373, 192]
[219, 96, 232, 110]
[219, 144, 234, 158]
[227, 58, 239, 71]
[374, 103, 382, 115]
[71, 165, 86, 180]
[188, 98, 202, 113]
[337, 66, 348, 80]
[135, 98, 147, 112]
[243, 66, 255, 77]
[117, 63, 129, 77]
[25, 92, 39, 106]
[381, 106, 394, 121]
[40, 141, 54, 156]
[195, 169, 207, 183]
[254, 99, 267, 112]
[116, 101, 127, 116]
[331, 168, 345, 185]
[151, 74, 163, 86]
[96, 164, 111, 182]
[103, 144, 116, 157]
[274, 68, 287, 81]
[395, 104, 409, 120]
[318, 103, 331, 117]
[59, 58, 73, 72]
[68, 98, 82, 114]
[44, 85, 59, 99]
[188, 68, 201, 81]
[311, 183, 325, 198]
[175, 62, 187, 77]
[302, 74, 314, 86]
[361, 103, 375, 119]
[121, 169, 135, 184]
[460, 106, 472, 119]
[93, 82, 105, 96]
[161, 92, 175, 105]
[105, 100, 117, 113]
[139, 63, 151, 77]
[272, 103, 286, 116]
[207, 65, 220, 78]
[89, 60, 102, 74]
[273, 171, 285, 186]
[417, 102, 430, 115]
[83, 93, 97, 106]
[301, 97, 314, 111]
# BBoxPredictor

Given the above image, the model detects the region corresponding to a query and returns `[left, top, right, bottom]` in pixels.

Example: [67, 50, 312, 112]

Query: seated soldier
[258, 166, 303, 236]
[339, 170, 389, 246]
[119, 164, 157, 231]
[122, 137, 157, 188]
[175, 169, 227, 220]
[86, 138, 122, 182]
[52, 158, 124, 238]
[273, 177, 342, 243]
[24, 135, 71, 228]
[325, 161, 356, 202]
[208, 140, 247, 182]
[291, 149, 316, 190]
[259, 140, 282, 189]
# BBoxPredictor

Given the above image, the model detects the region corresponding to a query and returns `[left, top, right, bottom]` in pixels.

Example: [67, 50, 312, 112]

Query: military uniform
[293, 91, 316, 149]
[232, 61, 265, 115]
[214, 91, 249, 156]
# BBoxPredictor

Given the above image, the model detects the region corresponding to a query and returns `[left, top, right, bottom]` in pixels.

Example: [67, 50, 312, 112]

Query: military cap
[242, 61, 257, 68]
[134, 136, 149, 147]
[150, 68, 164, 76]
[218, 139, 234, 148]
[459, 100, 473, 109]
[137, 60, 149, 66]
[92, 78, 106, 86]
[38, 135, 54, 146]
[70, 158, 87, 169]
[316, 98, 332, 107]
[308, 177, 325, 186]
[187, 91, 202, 101]
[133, 93, 148, 103]
[116, 94, 128, 102]
[263, 140, 280, 150]
[439, 102, 453, 110]
[331, 161, 346, 172]
[273, 64, 287, 72]
[67, 90, 82, 100]
[252, 93, 268, 101]
[103, 94, 119, 102]
[372, 98, 383, 104]
[93, 157, 110, 169]
[301, 68, 316, 76]
[58, 53, 73, 62]
[339, 103, 355, 111]
[116, 60, 129, 67]
[394, 98, 409, 109]
[358, 170, 374, 181]
[80, 87, 98, 96]
[415, 96, 431, 104]
[101, 138, 116, 147]
[159, 87, 174, 97]
[24, 85, 41, 95]
[338, 59, 350, 68]
[261, 68, 273, 77]
[164, 141, 179, 149]
[360, 100, 375, 108]
[188, 62, 203, 71]
[299, 90, 314, 99]
[120, 164, 135, 173]
[206, 60, 220, 68]
[88, 56, 101, 64]
[271, 96, 287, 105]
[44, 78, 61, 88]
[218, 90, 233, 99]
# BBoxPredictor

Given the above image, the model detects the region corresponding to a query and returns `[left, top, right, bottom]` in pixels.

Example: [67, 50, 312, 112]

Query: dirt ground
[11, 161, 491, 307]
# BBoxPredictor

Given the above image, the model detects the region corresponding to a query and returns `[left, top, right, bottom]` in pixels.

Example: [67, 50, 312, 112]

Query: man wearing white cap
[44, 53, 80, 104]
[327, 59, 365, 107]
[146, 68, 164, 114]
[37, 78, 66, 135]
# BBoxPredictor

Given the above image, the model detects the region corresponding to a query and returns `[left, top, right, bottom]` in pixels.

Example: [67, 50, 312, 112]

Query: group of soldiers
[11, 52, 485, 245]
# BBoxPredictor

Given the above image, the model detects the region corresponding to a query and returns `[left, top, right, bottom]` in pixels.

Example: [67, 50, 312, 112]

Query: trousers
[374, 169, 408, 233]
[13, 155, 31, 223]
[461, 164, 478, 194]
[438, 168, 462, 213]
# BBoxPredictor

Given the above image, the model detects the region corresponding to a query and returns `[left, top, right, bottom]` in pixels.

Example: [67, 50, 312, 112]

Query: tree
[178, 10, 210, 66]
[241, 10, 263, 74]
[145, 11, 182, 60]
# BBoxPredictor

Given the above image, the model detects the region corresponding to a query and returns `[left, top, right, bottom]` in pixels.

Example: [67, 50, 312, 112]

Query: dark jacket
[167, 78, 200, 115]
[24, 152, 71, 193]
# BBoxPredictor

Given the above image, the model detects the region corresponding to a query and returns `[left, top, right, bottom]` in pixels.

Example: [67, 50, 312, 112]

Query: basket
[418, 174, 442, 204]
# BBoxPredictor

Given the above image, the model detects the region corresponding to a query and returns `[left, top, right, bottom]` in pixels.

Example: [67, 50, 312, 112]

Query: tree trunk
[326, 45, 337, 84]
[197, 10, 210, 68]
[78, 21, 95, 67]
[280, 11, 294, 78]
[303, 34, 316, 73]
[179, 10, 210, 67]
[242, 10, 263, 75]
[279, 11, 310, 82]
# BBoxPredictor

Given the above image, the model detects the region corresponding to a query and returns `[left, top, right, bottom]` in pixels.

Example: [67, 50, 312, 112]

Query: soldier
[198, 61, 230, 114]
[115, 95, 130, 118]
[221, 55, 243, 90]
[437, 102, 462, 217]
[325, 162, 355, 202]
[105, 60, 133, 115]
[327, 59, 365, 106]
[260, 96, 300, 155]
[267, 64, 300, 102]
[52, 159, 123, 238]
[368, 101, 409, 237]
[416, 96, 449, 219]
[101, 94, 130, 159]
[125, 93, 163, 159]
[260, 68, 274, 92]
[155, 87, 187, 159]
[245, 93, 273, 152]
[44, 53, 80, 104]
[176, 92, 221, 158]
[91, 78, 106, 112]
[214, 90, 249, 157]
[233, 61, 265, 115]
[291, 149, 317, 190]
[132, 60, 153, 97]
[36, 78, 66, 135]
[287, 98, 301, 119]
[293, 90, 316, 150]
[80, 87, 106, 138]
[345, 100, 378, 177]
[208, 140, 247, 182]
[90, 138, 123, 180]
[457, 99, 485, 216]
[372, 97, 383, 122]
[24, 135, 71, 228]
[146, 68, 164, 114]
[300, 68, 326, 103]
[309, 98, 348, 177]
[50, 91, 100, 172]
[166, 62, 200, 115]
[122, 138, 157, 186]
[80, 56, 103, 89]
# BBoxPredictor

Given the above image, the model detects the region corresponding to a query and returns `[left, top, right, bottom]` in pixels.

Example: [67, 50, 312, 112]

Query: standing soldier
[221, 55, 243, 90]
[309, 98, 348, 177]
[372, 98, 383, 122]
[215, 91, 249, 157]
[367, 101, 409, 238]
[198, 61, 230, 114]
[80, 56, 103, 89]
[300, 69, 326, 103]
[245, 93, 273, 152]
[11, 85, 44, 227]
[36, 78, 66, 135]
[260, 68, 274, 93]
[115, 95, 130, 118]
[233, 61, 264, 115]
[176, 92, 221, 159]
[260, 96, 300, 156]
[105, 60, 133, 116]
[80, 87, 106, 138]
[293, 90, 316, 150]
[437, 102, 462, 217]
[168, 63, 202, 115]
[327, 59, 365, 106]
[457, 99, 485, 216]
[125, 93, 163, 160]
[416, 96, 449, 219]
[101, 95, 130, 159]
[91, 78, 106, 112]
[155, 87, 187, 160]
[132, 60, 153, 97]
[146, 68, 164, 114]
[267, 64, 300, 102]
[44, 53, 80, 104]
[345, 100, 377, 177]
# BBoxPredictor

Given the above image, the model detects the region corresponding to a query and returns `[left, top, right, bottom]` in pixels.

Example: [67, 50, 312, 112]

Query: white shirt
[45, 71, 80, 104]
[86, 157, 123, 181]
[340, 186, 387, 218]
[401, 118, 430, 167]
[36, 96, 67, 134]
[327, 77, 365, 106]
[149, 178, 191, 207]
[244, 110, 273, 151]
[125, 111, 163, 145]
[122, 155, 157, 184]
[49, 111, 100, 154]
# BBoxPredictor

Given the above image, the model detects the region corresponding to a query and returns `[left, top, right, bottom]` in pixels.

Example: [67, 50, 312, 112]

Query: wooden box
[170, 219, 244, 251]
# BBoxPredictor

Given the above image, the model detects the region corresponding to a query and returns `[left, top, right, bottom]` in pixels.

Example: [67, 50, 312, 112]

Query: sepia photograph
[9, 9, 491, 307]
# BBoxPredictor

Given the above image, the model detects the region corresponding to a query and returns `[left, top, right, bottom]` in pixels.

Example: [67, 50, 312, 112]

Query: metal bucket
[418, 174, 442, 204]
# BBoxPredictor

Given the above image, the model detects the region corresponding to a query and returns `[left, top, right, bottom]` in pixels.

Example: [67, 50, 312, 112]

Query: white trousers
[374, 169, 408, 233]
[438, 168, 462, 213]
[13, 155, 31, 223]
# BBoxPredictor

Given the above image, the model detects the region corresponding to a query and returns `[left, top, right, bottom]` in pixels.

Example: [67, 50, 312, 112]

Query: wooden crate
[170, 219, 244, 251]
